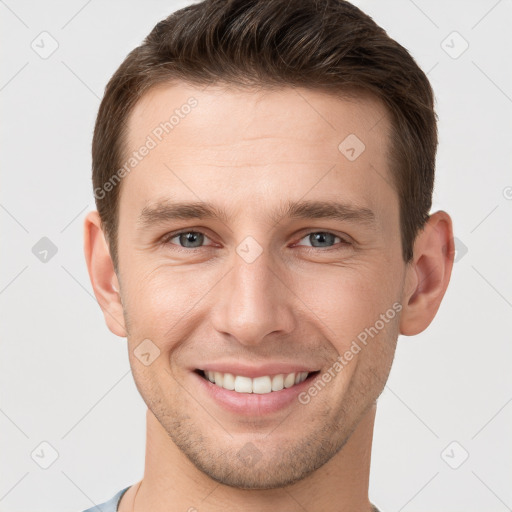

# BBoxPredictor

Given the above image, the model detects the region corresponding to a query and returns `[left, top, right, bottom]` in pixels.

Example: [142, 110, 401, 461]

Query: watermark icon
[441, 31, 469, 60]
[440, 440, 469, 469]
[338, 133, 366, 161]
[94, 97, 198, 200]
[298, 302, 402, 405]
[32, 236, 58, 263]
[236, 236, 263, 263]
[31, 441, 59, 469]
[237, 442, 263, 467]
[31, 31, 59, 59]
[134, 338, 161, 366]
[503, 186, 512, 200]
[443, 236, 468, 263]
[452, 237, 468, 263]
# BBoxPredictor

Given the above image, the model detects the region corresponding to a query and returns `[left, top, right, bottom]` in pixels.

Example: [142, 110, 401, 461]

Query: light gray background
[1, 1, 511, 511]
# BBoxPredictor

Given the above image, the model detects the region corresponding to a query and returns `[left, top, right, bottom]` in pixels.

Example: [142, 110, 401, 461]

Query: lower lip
[192, 370, 320, 416]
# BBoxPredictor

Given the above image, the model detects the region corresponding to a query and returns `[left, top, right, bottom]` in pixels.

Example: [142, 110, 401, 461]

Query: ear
[83, 210, 127, 337]
[399, 211, 455, 336]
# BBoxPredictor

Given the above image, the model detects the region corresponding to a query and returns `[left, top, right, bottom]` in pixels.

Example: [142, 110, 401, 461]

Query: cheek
[130, 264, 185, 307]
[122, 264, 218, 344]
[122, 249, 402, 350]
[293, 263, 395, 341]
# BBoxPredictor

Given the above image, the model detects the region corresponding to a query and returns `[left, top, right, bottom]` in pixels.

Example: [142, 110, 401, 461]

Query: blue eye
[162, 230, 349, 251]
[296, 232, 344, 249]
[165, 231, 214, 249]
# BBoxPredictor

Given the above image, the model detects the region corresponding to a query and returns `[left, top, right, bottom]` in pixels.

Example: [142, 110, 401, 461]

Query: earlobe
[399, 211, 455, 336]
[83, 211, 127, 337]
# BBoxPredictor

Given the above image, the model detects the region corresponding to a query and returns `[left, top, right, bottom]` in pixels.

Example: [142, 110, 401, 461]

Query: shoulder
[80, 486, 131, 512]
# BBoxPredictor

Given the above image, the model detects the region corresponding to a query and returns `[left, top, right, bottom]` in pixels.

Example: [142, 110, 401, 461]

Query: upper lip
[195, 362, 321, 379]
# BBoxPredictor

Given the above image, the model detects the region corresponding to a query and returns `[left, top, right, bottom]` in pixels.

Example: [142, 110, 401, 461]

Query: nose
[210, 246, 296, 346]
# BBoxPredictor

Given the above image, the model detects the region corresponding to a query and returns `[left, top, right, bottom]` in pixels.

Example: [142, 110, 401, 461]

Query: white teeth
[222, 372, 235, 390]
[271, 374, 284, 391]
[234, 376, 252, 393]
[203, 370, 310, 394]
[284, 373, 296, 388]
[214, 372, 224, 387]
[252, 376, 272, 394]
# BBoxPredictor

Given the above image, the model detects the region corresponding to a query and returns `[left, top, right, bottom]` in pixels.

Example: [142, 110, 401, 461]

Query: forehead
[126, 81, 390, 153]
[120, 81, 395, 225]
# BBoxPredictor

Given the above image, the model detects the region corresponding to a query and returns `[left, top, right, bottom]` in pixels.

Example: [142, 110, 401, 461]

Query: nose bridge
[211, 240, 295, 345]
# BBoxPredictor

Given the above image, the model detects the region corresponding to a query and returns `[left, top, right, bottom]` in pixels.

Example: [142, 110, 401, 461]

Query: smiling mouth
[194, 369, 321, 394]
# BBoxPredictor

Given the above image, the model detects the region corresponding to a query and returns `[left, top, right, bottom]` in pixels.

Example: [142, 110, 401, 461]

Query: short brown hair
[92, 0, 437, 272]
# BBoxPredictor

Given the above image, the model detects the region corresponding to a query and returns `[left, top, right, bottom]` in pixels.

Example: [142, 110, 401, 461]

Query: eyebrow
[137, 198, 376, 229]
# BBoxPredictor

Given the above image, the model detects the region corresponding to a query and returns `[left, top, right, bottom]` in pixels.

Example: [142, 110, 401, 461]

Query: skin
[84, 82, 454, 512]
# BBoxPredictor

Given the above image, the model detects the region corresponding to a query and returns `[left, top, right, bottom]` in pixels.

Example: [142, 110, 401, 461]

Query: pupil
[181, 232, 203, 248]
[311, 232, 334, 247]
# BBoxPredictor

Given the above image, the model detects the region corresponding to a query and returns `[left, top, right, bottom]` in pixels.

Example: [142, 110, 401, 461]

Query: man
[82, 0, 454, 510]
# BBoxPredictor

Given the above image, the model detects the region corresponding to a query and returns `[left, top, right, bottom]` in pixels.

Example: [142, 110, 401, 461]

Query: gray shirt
[80, 486, 382, 512]
[80, 486, 130, 512]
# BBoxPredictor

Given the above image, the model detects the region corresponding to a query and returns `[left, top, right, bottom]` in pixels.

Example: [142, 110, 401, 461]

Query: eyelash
[161, 229, 351, 252]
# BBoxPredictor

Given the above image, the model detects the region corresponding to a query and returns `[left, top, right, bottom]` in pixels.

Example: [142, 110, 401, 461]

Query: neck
[126, 404, 377, 512]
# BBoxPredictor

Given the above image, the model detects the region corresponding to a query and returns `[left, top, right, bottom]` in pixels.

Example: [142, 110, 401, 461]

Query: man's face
[115, 82, 407, 488]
